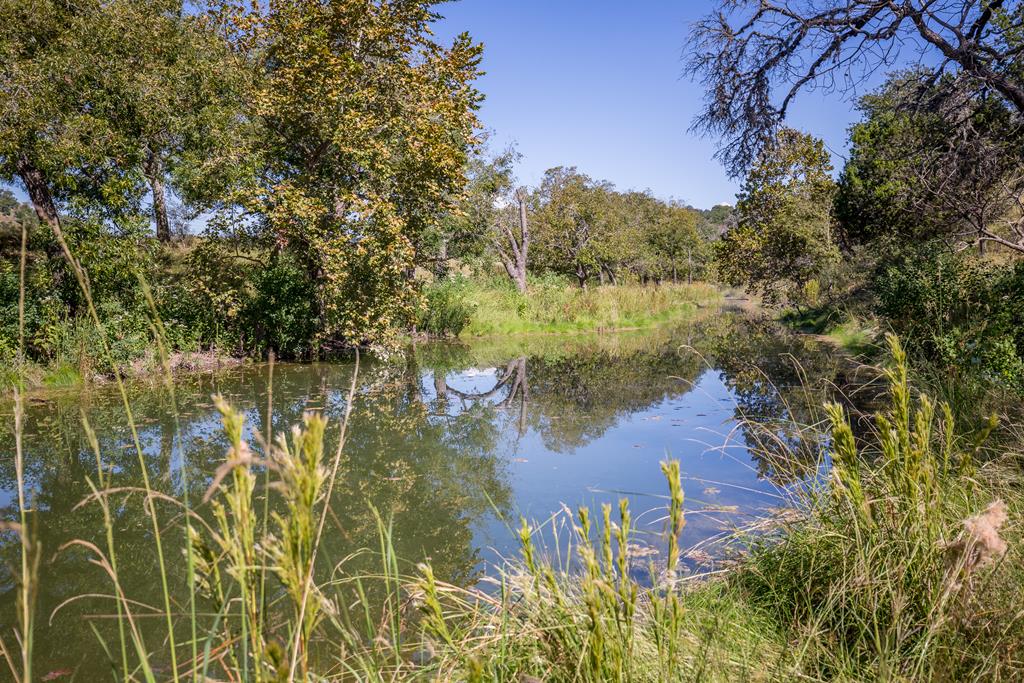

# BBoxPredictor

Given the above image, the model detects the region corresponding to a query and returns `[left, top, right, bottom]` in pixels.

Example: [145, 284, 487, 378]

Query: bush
[240, 259, 318, 357]
[732, 335, 1021, 680]
[875, 244, 1024, 392]
[419, 279, 475, 337]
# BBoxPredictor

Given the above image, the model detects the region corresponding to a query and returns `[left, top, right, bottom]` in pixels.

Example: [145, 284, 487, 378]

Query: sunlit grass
[456, 277, 720, 336]
[781, 303, 878, 357]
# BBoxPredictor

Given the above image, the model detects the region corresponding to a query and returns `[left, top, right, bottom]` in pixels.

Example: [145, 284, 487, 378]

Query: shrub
[875, 244, 1024, 392]
[239, 259, 317, 357]
[419, 279, 475, 337]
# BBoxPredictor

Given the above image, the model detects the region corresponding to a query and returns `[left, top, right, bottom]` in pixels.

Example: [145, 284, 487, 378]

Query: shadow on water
[0, 308, 873, 676]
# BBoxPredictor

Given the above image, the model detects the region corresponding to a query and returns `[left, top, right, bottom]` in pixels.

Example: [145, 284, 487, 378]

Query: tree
[596, 190, 661, 285]
[114, 2, 247, 241]
[0, 0, 137, 236]
[835, 74, 950, 247]
[0, 1, 238, 240]
[836, 72, 1024, 253]
[687, 0, 1024, 176]
[432, 144, 531, 292]
[531, 167, 608, 288]
[697, 204, 734, 239]
[214, 0, 483, 348]
[648, 204, 706, 284]
[717, 129, 838, 306]
[493, 189, 531, 293]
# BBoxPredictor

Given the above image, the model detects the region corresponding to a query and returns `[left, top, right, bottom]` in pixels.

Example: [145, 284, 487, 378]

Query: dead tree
[687, 0, 1024, 176]
[493, 188, 530, 293]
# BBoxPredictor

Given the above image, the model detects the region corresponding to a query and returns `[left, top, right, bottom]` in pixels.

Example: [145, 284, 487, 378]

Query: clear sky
[434, 0, 875, 209]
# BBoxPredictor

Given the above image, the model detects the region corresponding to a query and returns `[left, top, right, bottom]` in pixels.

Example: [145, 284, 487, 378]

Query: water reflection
[0, 309, 865, 676]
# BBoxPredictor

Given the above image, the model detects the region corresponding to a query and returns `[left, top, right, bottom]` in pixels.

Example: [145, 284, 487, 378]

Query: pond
[0, 307, 865, 678]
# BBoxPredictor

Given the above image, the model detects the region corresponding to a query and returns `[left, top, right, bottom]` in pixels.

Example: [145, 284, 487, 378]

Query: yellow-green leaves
[222, 0, 483, 348]
[717, 128, 839, 306]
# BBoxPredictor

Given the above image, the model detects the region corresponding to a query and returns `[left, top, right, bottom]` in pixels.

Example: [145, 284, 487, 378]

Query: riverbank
[2, 348, 245, 394]
[420, 277, 722, 337]
[5, 280, 721, 395]
[780, 304, 878, 357]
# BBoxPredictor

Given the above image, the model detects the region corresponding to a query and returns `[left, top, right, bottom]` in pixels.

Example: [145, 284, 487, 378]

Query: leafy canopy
[717, 128, 838, 305]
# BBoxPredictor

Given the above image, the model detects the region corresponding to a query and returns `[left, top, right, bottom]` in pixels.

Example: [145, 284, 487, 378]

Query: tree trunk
[514, 191, 529, 293]
[496, 190, 529, 294]
[433, 370, 448, 402]
[514, 267, 527, 294]
[687, 247, 693, 285]
[146, 152, 171, 242]
[434, 238, 449, 280]
[514, 357, 527, 436]
[16, 154, 72, 303]
[16, 154, 61, 232]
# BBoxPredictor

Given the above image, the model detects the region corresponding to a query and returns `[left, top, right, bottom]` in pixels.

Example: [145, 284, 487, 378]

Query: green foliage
[1, 0, 486, 377]
[874, 244, 1024, 392]
[834, 73, 947, 245]
[717, 128, 839, 306]
[527, 167, 713, 287]
[418, 279, 475, 337]
[647, 203, 709, 283]
[239, 259, 317, 358]
[220, 0, 483, 348]
[427, 140, 520, 279]
[529, 167, 610, 285]
[734, 336, 1020, 680]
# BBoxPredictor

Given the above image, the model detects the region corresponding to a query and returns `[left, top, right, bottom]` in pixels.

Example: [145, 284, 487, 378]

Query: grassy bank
[780, 304, 878, 357]
[1, 347, 245, 394]
[5, 277, 717, 393]
[6, 335, 1022, 681]
[420, 276, 721, 337]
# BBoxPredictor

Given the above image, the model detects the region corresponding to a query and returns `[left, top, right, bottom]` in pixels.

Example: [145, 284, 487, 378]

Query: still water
[0, 309, 861, 677]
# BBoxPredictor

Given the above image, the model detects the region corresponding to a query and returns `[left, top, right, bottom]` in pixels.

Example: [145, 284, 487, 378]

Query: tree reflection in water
[0, 309, 870, 676]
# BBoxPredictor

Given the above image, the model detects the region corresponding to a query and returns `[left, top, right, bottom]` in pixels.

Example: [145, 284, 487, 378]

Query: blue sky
[435, 0, 877, 208]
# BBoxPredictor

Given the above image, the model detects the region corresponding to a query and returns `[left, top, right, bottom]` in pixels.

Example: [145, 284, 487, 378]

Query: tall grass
[7, 218, 1022, 681]
[735, 337, 1021, 680]
[423, 276, 720, 337]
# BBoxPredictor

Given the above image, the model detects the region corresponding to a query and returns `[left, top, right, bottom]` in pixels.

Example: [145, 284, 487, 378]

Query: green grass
[825, 319, 877, 356]
[781, 304, 878, 357]
[41, 362, 81, 388]
[444, 276, 721, 337]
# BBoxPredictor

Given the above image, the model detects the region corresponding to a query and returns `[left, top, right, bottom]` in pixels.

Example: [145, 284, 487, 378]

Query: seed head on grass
[944, 499, 1010, 591]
